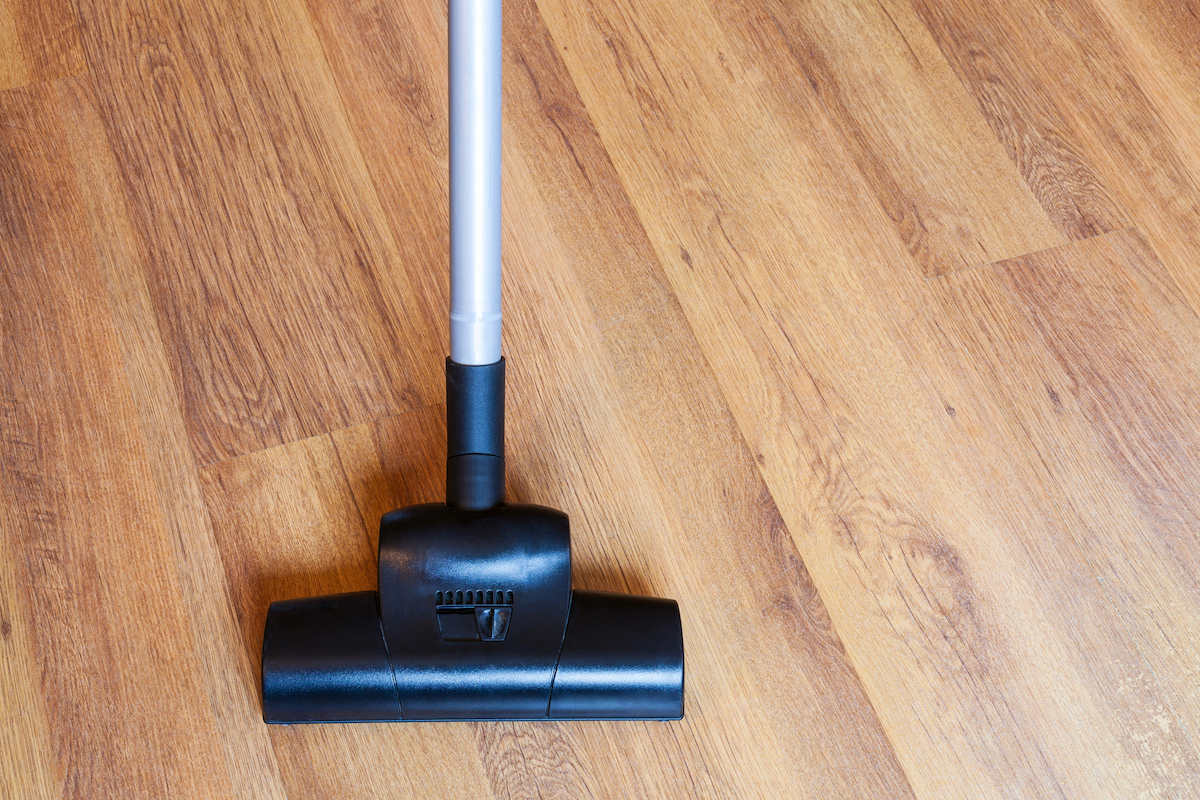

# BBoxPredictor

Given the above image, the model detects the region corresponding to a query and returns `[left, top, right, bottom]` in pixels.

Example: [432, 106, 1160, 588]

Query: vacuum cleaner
[260, 0, 685, 722]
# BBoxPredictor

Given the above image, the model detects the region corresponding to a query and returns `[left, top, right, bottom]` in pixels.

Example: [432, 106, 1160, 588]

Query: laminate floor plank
[911, 0, 1200, 311]
[934, 228, 1200, 767]
[1097, 0, 1200, 149]
[495, 17, 909, 797]
[299, 0, 453, 349]
[536, 0, 1200, 795]
[492, 122, 910, 799]
[1092, 1, 1200, 242]
[904, 0, 1134, 244]
[53, 73, 290, 800]
[0, 79, 235, 800]
[71, 0, 442, 465]
[0, 0, 83, 91]
[745, 0, 1067, 276]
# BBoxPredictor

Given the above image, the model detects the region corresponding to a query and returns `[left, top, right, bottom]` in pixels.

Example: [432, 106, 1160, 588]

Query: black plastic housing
[446, 358, 505, 511]
[262, 503, 684, 722]
[262, 591, 399, 721]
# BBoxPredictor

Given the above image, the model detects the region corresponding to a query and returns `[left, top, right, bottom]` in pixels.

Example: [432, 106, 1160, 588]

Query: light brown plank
[71, 0, 441, 464]
[503, 7, 912, 793]
[745, 0, 1065, 276]
[536, 0, 1200, 795]
[0, 80, 234, 799]
[911, 0, 1200, 309]
[303, 0, 918, 794]
[1093, 0, 1200, 248]
[52, 73, 290, 799]
[906, 0, 1133, 243]
[935, 228, 1200, 760]
[1097, 0, 1200, 157]
[298, 0, 453, 349]
[0, 0, 83, 91]
[497, 142, 907, 798]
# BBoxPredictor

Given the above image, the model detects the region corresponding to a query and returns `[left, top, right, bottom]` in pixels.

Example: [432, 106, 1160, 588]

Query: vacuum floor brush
[260, 0, 685, 722]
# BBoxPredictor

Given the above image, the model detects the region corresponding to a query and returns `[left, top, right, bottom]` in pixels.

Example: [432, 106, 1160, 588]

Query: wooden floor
[3, 0, 1200, 796]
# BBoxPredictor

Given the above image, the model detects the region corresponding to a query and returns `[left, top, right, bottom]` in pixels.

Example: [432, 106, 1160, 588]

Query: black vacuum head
[261, 360, 684, 722]
[262, 502, 684, 722]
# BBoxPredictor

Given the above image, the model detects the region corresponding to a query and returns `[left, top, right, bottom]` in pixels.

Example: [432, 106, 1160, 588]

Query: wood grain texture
[0, 513, 56, 800]
[71, 0, 442, 465]
[907, 0, 1133, 242]
[5, 0, 1200, 796]
[536, 0, 1200, 795]
[745, 0, 1064, 276]
[935, 228, 1200, 767]
[498, 12, 910, 792]
[0, 80, 234, 799]
[53, 74, 290, 799]
[912, 0, 1200, 309]
[300, 0, 453, 349]
[1097, 0, 1200, 155]
[496, 12, 911, 794]
[0, 0, 83, 91]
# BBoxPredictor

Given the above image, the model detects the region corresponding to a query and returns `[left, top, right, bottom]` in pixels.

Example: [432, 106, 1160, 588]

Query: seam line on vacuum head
[377, 593, 404, 720]
[544, 590, 574, 718]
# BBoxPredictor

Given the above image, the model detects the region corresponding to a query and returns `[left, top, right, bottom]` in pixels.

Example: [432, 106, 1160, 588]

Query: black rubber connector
[446, 358, 505, 510]
[447, 453, 504, 511]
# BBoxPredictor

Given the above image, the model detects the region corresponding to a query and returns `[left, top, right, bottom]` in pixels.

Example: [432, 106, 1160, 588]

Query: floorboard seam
[194, 399, 447, 471]
[925, 226, 1138, 281]
[0, 64, 89, 98]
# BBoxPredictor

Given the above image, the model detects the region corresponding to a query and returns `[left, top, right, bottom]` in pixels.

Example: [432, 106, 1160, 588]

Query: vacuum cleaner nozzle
[261, 360, 685, 722]
[261, 2, 683, 722]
